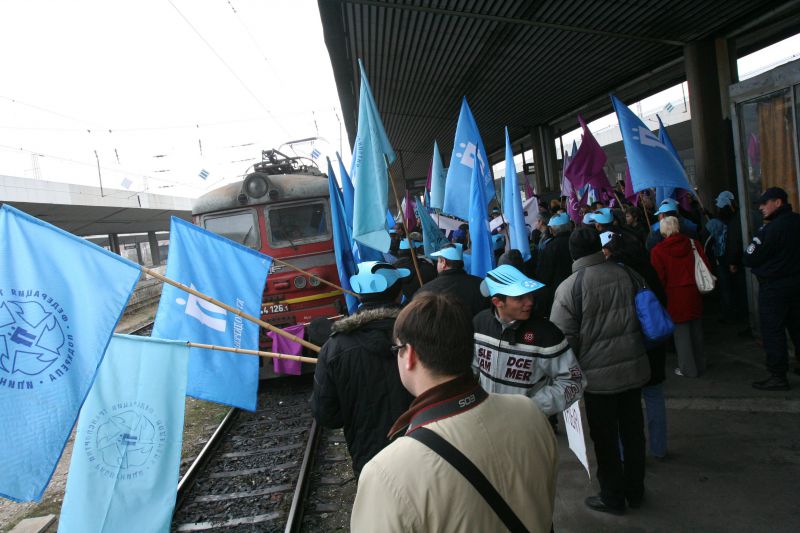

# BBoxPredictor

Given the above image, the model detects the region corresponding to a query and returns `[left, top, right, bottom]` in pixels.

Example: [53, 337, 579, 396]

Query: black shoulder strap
[408, 427, 530, 533]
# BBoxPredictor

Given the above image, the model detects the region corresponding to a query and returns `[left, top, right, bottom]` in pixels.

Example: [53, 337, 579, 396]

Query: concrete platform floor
[553, 314, 800, 532]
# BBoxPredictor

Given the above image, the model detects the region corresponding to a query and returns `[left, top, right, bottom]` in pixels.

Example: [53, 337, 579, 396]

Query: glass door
[737, 88, 799, 235]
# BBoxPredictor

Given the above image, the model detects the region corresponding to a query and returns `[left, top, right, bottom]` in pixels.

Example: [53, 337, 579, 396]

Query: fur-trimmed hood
[331, 305, 401, 335]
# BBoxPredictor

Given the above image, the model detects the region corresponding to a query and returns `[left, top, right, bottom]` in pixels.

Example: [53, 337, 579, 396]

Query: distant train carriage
[192, 150, 345, 377]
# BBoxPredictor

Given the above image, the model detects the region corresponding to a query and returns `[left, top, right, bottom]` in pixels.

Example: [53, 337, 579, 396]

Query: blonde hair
[659, 216, 680, 237]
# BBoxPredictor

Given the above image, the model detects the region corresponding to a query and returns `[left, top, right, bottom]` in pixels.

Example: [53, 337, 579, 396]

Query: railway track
[130, 320, 355, 531]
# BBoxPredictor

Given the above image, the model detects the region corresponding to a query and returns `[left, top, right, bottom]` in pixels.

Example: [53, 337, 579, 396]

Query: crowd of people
[310, 185, 800, 531]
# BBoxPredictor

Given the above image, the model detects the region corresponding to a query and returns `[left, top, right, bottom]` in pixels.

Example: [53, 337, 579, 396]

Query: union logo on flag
[198, 169, 209, 179]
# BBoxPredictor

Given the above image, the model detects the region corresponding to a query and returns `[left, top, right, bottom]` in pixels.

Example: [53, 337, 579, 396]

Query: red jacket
[650, 234, 711, 323]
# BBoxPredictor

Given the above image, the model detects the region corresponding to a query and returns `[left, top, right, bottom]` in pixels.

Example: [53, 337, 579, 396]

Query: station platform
[554, 305, 800, 532]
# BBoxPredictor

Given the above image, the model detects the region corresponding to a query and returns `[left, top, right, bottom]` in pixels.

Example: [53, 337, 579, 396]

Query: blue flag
[655, 114, 695, 205]
[0, 204, 140, 502]
[429, 141, 446, 210]
[152, 217, 270, 411]
[611, 95, 693, 194]
[415, 199, 449, 258]
[502, 128, 531, 262]
[58, 335, 189, 532]
[351, 59, 396, 253]
[337, 152, 355, 233]
[444, 97, 495, 220]
[468, 162, 494, 278]
[327, 159, 359, 314]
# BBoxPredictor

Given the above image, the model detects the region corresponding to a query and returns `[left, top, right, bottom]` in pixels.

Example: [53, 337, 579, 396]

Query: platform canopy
[319, 0, 800, 182]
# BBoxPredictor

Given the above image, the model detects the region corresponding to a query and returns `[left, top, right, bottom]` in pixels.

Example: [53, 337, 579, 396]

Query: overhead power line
[166, 0, 291, 138]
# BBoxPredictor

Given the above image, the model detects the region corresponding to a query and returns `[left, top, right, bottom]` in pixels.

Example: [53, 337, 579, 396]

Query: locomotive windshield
[266, 201, 330, 248]
[202, 209, 260, 249]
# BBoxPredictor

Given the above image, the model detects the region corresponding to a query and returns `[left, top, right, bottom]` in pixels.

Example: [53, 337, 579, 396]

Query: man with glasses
[351, 293, 558, 532]
[310, 261, 414, 477]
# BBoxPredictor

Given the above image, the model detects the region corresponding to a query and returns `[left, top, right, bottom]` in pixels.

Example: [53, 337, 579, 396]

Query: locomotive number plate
[264, 303, 290, 314]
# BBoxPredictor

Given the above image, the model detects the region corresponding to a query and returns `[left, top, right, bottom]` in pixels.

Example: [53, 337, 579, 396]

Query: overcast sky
[0, 0, 348, 198]
[2, 3, 798, 199]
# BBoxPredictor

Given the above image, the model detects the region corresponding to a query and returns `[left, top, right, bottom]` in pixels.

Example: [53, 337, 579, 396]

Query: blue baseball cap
[548, 212, 570, 226]
[480, 265, 545, 297]
[430, 243, 463, 261]
[349, 261, 411, 294]
[592, 207, 614, 225]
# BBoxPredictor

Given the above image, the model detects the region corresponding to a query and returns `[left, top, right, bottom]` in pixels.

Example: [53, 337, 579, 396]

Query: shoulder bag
[619, 265, 674, 346]
[690, 239, 716, 294]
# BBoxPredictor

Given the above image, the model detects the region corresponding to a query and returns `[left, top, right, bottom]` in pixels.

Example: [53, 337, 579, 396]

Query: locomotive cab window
[266, 201, 330, 248]
[202, 210, 260, 249]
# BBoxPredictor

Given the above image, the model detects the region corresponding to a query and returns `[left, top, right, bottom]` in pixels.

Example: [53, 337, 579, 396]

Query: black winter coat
[534, 232, 572, 318]
[394, 255, 438, 300]
[742, 204, 800, 283]
[416, 268, 490, 317]
[310, 305, 413, 474]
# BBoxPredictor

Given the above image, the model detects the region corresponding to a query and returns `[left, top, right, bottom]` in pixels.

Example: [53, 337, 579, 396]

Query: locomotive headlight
[293, 275, 308, 289]
[243, 173, 269, 198]
[308, 276, 321, 287]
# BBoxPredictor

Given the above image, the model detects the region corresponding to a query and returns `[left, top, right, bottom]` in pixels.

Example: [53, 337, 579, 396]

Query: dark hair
[443, 258, 464, 269]
[498, 249, 524, 270]
[393, 292, 474, 377]
[569, 226, 601, 260]
[438, 243, 464, 269]
[625, 206, 644, 225]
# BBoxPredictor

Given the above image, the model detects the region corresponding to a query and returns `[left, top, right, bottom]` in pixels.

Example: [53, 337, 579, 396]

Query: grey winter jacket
[550, 252, 650, 394]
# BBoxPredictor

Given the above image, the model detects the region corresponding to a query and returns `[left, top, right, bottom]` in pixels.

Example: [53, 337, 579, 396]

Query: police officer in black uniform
[743, 187, 800, 391]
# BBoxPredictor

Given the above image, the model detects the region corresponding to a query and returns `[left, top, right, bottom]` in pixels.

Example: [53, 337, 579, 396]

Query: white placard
[563, 400, 591, 478]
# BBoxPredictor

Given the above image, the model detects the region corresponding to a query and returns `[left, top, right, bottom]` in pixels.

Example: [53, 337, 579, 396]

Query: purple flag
[267, 324, 306, 376]
[624, 165, 639, 206]
[404, 191, 418, 232]
[524, 178, 535, 200]
[564, 115, 608, 190]
[561, 175, 574, 199]
[567, 187, 589, 224]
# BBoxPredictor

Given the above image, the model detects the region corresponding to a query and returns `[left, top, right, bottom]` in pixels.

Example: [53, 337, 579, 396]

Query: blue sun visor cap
[715, 190, 734, 208]
[349, 261, 411, 294]
[399, 239, 422, 250]
[660, 198, 679, 210]
[548, 212, 570, 226]
[492, 234, 506, 251]
[656, 203, 678, 215]
[430, 243, 463, 261]
[592, 207, 614, 224]
[479, 264, 545, 297]
[582, 213, 596, 224]
[599, 231, 617, 247]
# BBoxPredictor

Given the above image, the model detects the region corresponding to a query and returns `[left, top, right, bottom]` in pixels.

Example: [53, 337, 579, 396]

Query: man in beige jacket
[351, 292, 558, 532]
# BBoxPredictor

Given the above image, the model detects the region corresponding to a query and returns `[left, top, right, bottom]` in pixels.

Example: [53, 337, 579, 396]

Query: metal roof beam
[344, 0, 686, 47]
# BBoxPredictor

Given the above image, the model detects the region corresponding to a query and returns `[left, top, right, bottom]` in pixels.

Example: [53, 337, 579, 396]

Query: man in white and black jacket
[472, 264, 586, 416]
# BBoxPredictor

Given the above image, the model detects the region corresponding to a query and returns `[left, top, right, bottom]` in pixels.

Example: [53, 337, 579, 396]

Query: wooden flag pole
[639, 192, 653, 228]
[612, 190, 625, 208]
[188, 342, 318, 364]
[385, 156, 425, 286]
[692, 187, 712, 222]
[272, 257, 360, 299]
[141, 266, 321, 353]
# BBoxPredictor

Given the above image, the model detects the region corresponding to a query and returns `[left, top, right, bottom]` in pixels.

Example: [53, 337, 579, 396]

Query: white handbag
[690, 239, 716, 294]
